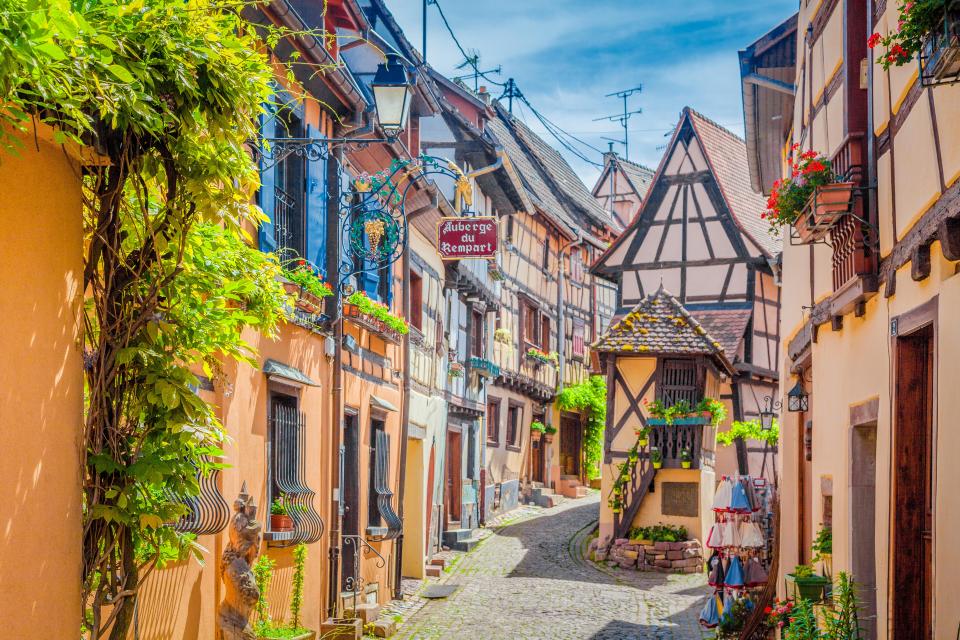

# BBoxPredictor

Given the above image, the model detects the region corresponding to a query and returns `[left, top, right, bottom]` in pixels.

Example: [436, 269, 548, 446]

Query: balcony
[828, 134, 878, 315]
[919, 1, 960, 86]
[648, 424, 704, 470]
[468, 356, 500, 379]
[491, 341, 557, 401]
[343, 302, 404, 345]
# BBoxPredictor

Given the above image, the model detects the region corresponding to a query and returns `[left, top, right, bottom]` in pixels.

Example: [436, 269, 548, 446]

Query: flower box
[785, 573, 830, 602]
[793, 182, 854, 244]
[343, 303, 402, 344]
[282, 281, 327, 316]
[916, 1, 960, 85]
[468, 356, 501, 378]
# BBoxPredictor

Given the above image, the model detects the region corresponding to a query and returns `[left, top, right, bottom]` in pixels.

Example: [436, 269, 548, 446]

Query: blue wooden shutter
[258, 96, 278, 254]
[361, 254, 380, 299]
[304, 124, 327, 276]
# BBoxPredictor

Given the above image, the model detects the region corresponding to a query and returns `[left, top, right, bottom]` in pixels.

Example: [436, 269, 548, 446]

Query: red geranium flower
[867, 32, 881, 49]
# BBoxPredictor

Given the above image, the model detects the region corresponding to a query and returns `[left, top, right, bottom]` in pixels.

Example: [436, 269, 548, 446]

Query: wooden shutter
[540, 315, 551, 351]
[572, 318, 585, 359]
[304, 123, 327, 276]
[410, 272, 423, 330]
[657, 359, 701, 405]
[258, 94, 278, 253]
[486, 398, 500, 443]
[471, 310, 483, 357]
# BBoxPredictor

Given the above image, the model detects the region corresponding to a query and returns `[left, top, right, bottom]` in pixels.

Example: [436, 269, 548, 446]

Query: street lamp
[759, 395, 780, 431]
[787, 381, 809, 412]
[371, 54, 414, 137]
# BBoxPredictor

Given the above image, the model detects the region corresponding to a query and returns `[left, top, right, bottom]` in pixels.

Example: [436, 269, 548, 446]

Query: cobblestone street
[393, 494, 710, 640]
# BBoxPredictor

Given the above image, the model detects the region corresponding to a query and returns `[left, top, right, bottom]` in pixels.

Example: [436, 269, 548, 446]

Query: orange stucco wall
[0, 131, 84, 636]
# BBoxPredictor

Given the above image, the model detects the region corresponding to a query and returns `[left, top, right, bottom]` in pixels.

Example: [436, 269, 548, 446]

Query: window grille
[167, 464, 231, 536]
[270, 399, 323, 544]
[657, 359, 702, 406]
[369, 427, 401, 540]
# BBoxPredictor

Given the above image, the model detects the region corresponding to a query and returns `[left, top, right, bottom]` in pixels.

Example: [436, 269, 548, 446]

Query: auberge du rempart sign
[436, 216, 498, 260]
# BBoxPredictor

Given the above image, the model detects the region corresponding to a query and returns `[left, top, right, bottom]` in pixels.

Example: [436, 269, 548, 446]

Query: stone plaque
[661, 482, 699, 517]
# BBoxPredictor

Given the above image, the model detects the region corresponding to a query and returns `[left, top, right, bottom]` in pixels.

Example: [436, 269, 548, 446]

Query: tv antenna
[452, 53, 502, 92]
[593, 85, 643, 160]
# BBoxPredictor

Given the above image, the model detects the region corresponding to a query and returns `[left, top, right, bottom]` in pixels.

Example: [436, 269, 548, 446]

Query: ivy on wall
[716, 419, 780, 448]
[556, 375, 607, 480]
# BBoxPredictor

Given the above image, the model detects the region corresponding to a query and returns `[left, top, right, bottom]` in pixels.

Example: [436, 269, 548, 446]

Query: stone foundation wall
[589, 538, 703, 574]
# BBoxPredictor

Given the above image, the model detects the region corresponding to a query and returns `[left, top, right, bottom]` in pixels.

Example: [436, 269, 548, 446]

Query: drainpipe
[865, 0, 877, 229]
[326, 146, 344, 618]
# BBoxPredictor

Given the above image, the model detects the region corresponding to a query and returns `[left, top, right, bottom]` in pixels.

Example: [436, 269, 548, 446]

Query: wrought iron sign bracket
[252, 135, 399, 171]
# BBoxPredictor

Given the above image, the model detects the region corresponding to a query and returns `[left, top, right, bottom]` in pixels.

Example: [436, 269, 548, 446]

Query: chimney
[477, 85, 491, 105]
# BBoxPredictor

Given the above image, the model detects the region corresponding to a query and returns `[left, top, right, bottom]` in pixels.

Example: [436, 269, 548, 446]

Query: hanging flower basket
[793, 182, 855, 244]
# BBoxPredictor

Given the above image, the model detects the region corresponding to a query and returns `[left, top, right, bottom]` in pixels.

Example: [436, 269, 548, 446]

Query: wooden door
[530, 438, 545, 483]
[445, 429, 462, 524]
[893, 325, 933, 640]
[560, 414, 581, 478]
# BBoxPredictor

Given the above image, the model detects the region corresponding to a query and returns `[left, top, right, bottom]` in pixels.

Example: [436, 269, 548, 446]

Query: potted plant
[448, 362, 465, 378]
[680, 447, 692, 469]
[634, 426, 650, 447]
[785, 563, 830, 601]
[271, 496, 294, 532]
[764, 146, 851, 243]
[812, 524, 833, 577]
[650, 447, 663, 470]
[282, 258, 333, 315]
[543, 424, 557, 443]
[494, 327, 512, 345]
[530, 420, 546, 442]
[869, 0, 960, 81]
[345, 290, 409, 340]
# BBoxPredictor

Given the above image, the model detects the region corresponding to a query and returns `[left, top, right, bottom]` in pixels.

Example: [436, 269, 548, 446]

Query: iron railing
[168, 465, 231, 536]
[828, 134, 877, 291]
[274, 185, 300, 261]
[370, 429, 402, 540]
[271, 404, 324, 544]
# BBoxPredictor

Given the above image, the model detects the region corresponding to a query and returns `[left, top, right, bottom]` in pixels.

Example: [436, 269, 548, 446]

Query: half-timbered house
[592, 286, 734, 545]
[482, 102, 621, 503]
[744, 2, 960, 635]
[592, 108, 782, 480]
[592, 151, 656, 230]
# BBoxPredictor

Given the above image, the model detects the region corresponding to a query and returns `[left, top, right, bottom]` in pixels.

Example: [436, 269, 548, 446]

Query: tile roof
[688, 308, 753, 360]
[616, 157, 656, 200]
[592, 287, 733, 372]
[486, 103, 619, 235]
[686, 108, 782, 258]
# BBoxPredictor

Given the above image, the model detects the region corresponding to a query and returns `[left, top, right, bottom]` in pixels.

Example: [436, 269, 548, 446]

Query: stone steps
[443, 527, 480, 551]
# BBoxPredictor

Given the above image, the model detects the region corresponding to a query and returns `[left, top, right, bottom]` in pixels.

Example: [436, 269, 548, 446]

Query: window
[506, 404, 522, 448]
[542, 239, 550, 269]
[570, 249, 584, 282]
[487, 397, 500, 443]
[657, 359, 701, 405]
[268, 393, 322, 542]
[273, 112, 305, 261]
[540, 316, 551, 351]
[471, 310, 484, 357]
[520, 299, 538, 348]
[410, 272, 423, 331]
[572, 318, 586, 359]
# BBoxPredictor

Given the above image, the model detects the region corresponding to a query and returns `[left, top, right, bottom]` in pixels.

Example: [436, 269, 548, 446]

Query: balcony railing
[828, 134, 877, 293]
[649, 424, 703, 469]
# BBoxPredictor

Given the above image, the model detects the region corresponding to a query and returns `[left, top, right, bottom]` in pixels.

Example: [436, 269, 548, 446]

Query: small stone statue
[218, 483, 262, 640]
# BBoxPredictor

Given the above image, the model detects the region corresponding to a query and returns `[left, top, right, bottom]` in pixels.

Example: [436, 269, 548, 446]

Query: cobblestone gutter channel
[385, 494, 710, 640]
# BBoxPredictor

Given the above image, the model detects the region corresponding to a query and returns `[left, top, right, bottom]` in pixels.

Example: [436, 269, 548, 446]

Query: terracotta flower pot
[531, 430, 542, 442]
[271, 514, 294, 532]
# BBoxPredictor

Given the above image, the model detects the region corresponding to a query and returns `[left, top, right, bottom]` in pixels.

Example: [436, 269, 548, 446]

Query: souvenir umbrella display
[699, 475, 776, 630]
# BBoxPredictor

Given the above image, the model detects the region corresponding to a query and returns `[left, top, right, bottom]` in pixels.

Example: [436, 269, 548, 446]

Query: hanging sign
[436, 216, 498, 260]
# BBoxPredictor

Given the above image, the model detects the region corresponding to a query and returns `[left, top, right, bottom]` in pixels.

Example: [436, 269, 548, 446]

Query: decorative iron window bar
[270, 403, 324, 545]
[166, 465, 231, 536]
[919, 0, 960, 86]
[274, 184, 301, 263]
[368, 429, 402, 541]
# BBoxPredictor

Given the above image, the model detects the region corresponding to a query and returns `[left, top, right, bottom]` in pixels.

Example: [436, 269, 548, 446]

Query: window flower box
[646, 416, 711, 426]
[525, 347, 557, 366]
[343, 291, 408, 345]
[448, 362, 465, 378]
[469, 356, 501, 378]
[921, 1, 960, 84]
[871, 0, 960, 85]
[793, 182, 855, 244]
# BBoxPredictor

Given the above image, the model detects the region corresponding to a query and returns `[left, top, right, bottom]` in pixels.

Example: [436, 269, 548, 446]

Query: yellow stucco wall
[0, 132, 84, 637]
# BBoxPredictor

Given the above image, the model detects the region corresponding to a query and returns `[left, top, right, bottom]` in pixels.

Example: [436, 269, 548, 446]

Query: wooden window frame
[571, 317, 586, 360]
[471, 309, 484, 358]
[505, 402, 523, 451]
[409, 270, 423, 331]
[486, 396, 501, 444]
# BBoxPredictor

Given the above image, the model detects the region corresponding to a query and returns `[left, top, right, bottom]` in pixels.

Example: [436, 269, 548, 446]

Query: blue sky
[387, 0, 797, 184]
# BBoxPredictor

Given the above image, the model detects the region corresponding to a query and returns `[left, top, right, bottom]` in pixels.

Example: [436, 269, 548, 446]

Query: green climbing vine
[556, 375, 607, 480]
[0, 1, 316, 637]
[716, 419, 780, 448]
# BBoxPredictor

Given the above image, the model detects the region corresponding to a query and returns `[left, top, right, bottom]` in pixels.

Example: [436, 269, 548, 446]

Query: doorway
[892, 324, 934, 640]
[530, 438, 545, 483]
[560, 413, 582, 479]
[445, 428, 462, 525]
[851, 423, 877, 640]
[341, 410, 360, 591]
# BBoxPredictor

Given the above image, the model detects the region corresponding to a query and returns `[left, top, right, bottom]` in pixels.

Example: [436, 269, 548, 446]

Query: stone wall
[589, 538, 703, 574]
